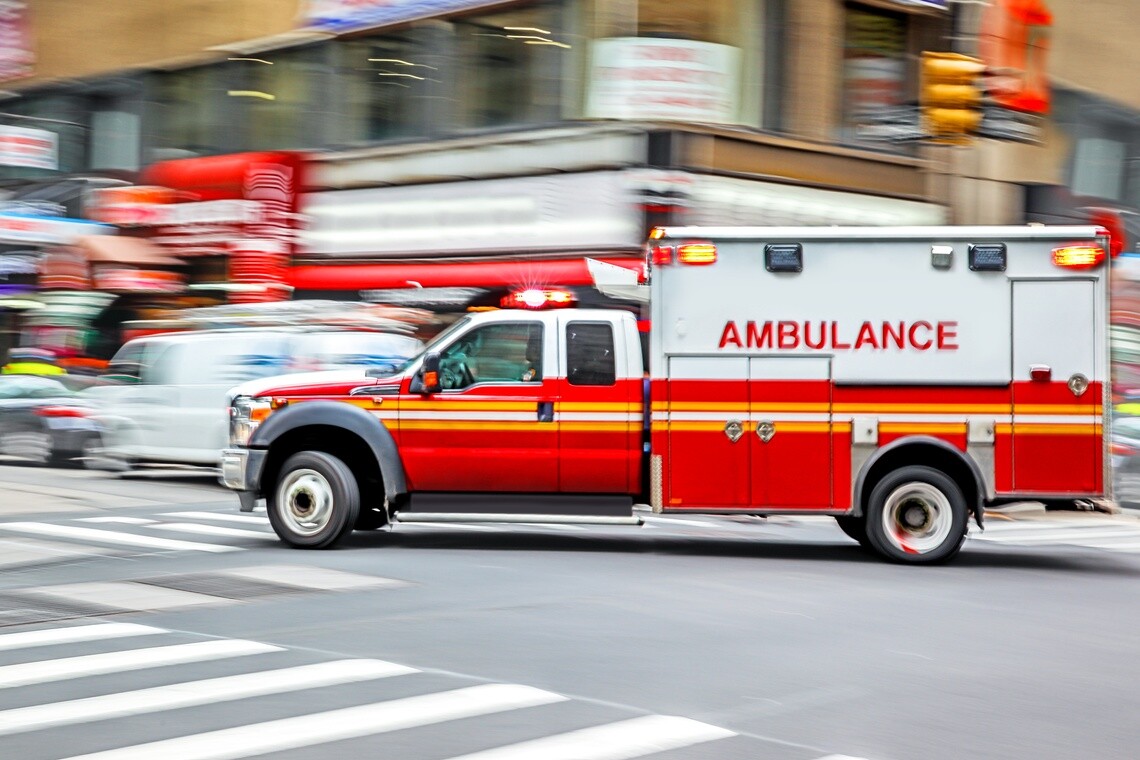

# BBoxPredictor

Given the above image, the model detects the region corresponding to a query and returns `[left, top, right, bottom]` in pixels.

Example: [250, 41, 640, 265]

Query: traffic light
[920, 51, 985, 144]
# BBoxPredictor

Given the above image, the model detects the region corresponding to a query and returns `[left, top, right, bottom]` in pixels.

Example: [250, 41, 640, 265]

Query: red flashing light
[677, 242, 717, 265]
[1052, 245, 1106, 269]
[35, 406, 87, 418]
[500, 288, 576, 310]
[1089, 210, 1124, 257]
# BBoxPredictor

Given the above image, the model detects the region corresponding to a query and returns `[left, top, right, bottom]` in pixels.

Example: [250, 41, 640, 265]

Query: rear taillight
[35, 406, 87, 418]
[1052, 245, 1106, 269]
[1111, 441, 1136, 457]
[677, 242, 717, 265]
[649, 245, 674, 266]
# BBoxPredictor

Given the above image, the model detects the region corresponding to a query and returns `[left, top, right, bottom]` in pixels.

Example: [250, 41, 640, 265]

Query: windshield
[381, 316, 474, 376]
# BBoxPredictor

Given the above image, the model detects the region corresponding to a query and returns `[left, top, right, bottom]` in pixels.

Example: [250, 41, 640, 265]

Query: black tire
[834, 515, 870, 547]
[268, 451, 360, 549]
[864, 465, 968, 565]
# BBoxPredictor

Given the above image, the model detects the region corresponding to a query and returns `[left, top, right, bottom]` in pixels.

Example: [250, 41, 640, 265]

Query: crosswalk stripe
[0, 523, 240, 553]
[76, 518, 156, 525]
[58, 683, 567, 760]
[0, 659, 416, 737]
[441, 714, 736, 760]
[974, 528, 1140, 544]
[0, 623, 165, 652]
[145, 523, 274, 540]
[160, 512, 269, 525]
[0, 640, 282, 688]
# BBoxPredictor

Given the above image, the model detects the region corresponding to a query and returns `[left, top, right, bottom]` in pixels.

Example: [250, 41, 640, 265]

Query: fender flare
[853, 435, 985, 527]
[250, 400, 407, 501]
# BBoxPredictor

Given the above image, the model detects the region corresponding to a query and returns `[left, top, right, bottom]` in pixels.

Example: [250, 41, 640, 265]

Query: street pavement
[1, 462, 1139, 760]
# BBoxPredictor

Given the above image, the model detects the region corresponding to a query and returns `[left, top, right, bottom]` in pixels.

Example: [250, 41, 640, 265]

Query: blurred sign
[91, 267, 185, 294]
[979, 0, 1052, 114]
[975, 104, 1044, 144]
[303, 171, 642, 258]
[855, 106, 927, 142]
[0, 125, 57, 169]
[0, 214, 111, 244]
[301, 0, 503, 32]
[843, 8, 907, 133]
[587, 38, 740, 124]
[0, 1, 32, 82]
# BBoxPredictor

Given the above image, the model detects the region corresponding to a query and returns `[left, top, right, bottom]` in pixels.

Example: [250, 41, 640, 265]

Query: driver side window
[438, 322, 543, 390]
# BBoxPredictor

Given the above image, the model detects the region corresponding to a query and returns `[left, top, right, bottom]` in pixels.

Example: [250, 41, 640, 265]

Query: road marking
[160, 512, 269, 525]
[0, 623, 164, 652]
[145, 523, 274, 540]
[643, 516, 729, 529]
[24, 582, 235, 611]
[58, 683, 567, 760]
[441, 714, 736, 760]
[0, 640, 281, 688]
[221, 565, 405, 591]
[76, 517, 156, 525]
[0, 523, 240, 553]
[0, 659, 417, 737]
[974, 528, 1140, 545]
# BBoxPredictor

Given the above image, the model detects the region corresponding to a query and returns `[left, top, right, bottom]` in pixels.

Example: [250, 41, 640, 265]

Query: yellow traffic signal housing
[921, 51, 985, 143]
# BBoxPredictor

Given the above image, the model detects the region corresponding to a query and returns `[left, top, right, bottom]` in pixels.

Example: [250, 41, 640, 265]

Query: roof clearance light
[649, 227, 667, 241]
[650, 245, 674, 266]
[765, 243, 803, 273]
[500, 288, 577, 310]
[1052, 245, 1106, 269]
[677, 242, 717, 265]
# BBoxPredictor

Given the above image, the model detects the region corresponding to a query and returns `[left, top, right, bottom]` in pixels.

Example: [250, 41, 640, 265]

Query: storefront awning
[74, 235, 185, 267]
[288, 257, 645, 291]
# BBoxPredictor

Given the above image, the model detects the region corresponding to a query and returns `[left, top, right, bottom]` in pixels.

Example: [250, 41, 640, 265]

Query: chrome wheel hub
[278, 468, 334, 536]
[881, 482, 952, 555]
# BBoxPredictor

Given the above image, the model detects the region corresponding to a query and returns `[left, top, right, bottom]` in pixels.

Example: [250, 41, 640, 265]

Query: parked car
[85, 327, 424, 470]
[0, 374, 104, 466]
[1111, 415, 1140, 506]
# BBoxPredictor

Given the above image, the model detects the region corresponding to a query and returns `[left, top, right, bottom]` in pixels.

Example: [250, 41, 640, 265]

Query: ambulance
[221, 225, 1113, 564]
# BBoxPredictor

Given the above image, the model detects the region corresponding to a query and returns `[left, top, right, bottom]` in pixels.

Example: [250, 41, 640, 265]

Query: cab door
[398, 320, 558, 492]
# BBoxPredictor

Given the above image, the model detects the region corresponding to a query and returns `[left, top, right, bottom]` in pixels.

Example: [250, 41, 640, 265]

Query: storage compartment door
[666, 356, 750, 508]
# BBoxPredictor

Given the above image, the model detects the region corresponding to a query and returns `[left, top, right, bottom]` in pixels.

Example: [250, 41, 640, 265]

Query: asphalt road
[0, 461, 1138, 760]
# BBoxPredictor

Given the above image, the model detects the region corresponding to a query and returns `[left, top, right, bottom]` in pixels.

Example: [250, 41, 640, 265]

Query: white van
[86, 328, 423, 470]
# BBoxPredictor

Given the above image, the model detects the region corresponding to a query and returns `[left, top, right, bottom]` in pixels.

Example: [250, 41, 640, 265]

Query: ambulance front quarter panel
[648, 226, 1110, 514]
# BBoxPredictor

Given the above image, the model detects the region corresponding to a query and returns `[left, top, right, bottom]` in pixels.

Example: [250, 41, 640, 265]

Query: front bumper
[220, 448, 267, 511]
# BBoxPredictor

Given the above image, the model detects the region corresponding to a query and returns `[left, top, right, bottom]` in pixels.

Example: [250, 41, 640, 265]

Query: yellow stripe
[996, 424, 1102, 435]
[835, 403, 1008, 414]
[399, 421, 545, 431]
[661, 402, 749, 412]
[556, 402, 641, 412]
[1013, 404, 1102, 414]
[401, 401, 535, 412]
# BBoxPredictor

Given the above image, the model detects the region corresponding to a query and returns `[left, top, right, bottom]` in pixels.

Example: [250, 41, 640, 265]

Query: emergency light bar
[500, 288, 576, 309]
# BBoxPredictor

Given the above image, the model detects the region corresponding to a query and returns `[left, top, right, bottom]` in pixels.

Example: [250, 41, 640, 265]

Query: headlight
[229, 396, 274, 447]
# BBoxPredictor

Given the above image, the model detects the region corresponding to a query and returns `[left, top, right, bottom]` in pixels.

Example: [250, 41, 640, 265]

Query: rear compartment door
[749, 357, 833, 508]
[666, 356, 750, 508]
[1011, 279, 1099, 493]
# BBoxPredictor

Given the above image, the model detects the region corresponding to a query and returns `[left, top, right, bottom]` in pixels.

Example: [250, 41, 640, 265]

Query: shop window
[149, 66, 232, 160]
[335, 29, 437, 144]
[453, 4, 568, 130]
[237, 45, 331, 151]
[840, 4, 910, 150]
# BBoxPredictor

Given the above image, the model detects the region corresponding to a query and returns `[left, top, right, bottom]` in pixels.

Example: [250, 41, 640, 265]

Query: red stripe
[288, 257, 644, 290]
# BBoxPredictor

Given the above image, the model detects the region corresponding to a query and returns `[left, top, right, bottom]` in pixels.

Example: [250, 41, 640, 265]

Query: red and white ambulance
[221, 225, 1113, 563]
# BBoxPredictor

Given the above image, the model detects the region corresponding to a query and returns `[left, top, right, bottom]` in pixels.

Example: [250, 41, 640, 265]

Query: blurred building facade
[0, 0, 1138, 352]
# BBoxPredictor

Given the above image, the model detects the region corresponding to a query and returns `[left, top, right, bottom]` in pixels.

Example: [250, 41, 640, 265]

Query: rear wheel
[864, 465, 968, 564]
[268, 451, 359, 549]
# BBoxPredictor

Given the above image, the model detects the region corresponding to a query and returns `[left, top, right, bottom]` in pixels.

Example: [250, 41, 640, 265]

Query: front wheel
[864, 465, 968, 564]
[268, 451, 360, 549]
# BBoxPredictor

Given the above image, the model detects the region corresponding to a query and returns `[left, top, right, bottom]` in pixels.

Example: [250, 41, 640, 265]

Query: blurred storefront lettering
[0, 0, 32, 82]
[0, 214, 110, 245]
[586, 38, 741, 125]
[91, 268, 186, 294]
[301, 0, 507, 32]
[0, 125, 58, 170]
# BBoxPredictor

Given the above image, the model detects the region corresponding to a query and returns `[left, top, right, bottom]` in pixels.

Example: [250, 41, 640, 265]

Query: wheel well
[261, 425, 384, 510]
[858, 442, 980, 517]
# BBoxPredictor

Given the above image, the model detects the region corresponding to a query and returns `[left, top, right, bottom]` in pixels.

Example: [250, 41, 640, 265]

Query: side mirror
[420, 353, 441, 394]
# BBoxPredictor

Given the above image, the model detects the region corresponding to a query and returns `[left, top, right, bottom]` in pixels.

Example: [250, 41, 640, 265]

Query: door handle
[537, 402, 554, 423]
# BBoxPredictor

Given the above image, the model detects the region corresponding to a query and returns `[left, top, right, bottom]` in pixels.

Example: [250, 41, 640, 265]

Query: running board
[394, 513, 644, 526]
